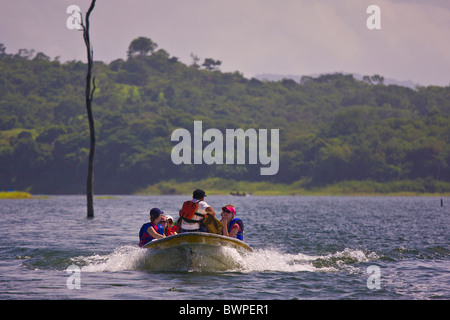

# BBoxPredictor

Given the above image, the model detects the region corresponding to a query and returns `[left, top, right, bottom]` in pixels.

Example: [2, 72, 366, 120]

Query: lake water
[0, 195, 449, 301]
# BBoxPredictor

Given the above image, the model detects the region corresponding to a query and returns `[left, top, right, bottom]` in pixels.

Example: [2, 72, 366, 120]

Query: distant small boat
[230, 191, 250, 197]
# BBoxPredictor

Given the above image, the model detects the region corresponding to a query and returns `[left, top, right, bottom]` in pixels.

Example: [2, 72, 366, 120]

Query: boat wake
[72, 245, 378, 274]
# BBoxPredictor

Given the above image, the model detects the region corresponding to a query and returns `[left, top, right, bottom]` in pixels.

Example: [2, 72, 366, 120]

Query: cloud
[364, 0, 450, 85]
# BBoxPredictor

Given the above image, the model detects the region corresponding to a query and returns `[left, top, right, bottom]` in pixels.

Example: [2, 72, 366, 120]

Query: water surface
[0, 195, 448, 300]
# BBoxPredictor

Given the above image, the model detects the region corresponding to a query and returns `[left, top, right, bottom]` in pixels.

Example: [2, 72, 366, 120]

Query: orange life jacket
[180, 200, 201, 221]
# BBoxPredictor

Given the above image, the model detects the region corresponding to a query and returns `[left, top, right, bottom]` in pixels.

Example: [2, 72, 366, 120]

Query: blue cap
[150, 208, 164, 217]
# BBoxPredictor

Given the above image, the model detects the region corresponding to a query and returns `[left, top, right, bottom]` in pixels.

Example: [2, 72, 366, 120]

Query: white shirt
[181, 199, 210, 230]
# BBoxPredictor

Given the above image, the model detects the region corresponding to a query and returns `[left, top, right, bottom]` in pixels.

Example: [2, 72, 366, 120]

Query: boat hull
[143, 232, 252, 251]
[142, 232, 252, 271]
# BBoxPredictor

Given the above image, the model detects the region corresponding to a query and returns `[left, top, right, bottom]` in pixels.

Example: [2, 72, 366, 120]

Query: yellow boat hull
[142, 232, 252, 271]
[143, 232, 252, 252]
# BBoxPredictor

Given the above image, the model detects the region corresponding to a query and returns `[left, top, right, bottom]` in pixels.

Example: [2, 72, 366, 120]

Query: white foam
[237, 248, 333, 273]
[73, 245, 378, 274]
[237, 248, 379, 273]
[76, 246, 148, 272]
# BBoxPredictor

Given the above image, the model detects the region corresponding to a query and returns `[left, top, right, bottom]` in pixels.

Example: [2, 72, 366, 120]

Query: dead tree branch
[80, 0, 97, 218]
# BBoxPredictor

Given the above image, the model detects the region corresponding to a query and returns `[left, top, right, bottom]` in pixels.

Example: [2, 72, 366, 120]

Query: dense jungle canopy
[0, 39, 449, 194]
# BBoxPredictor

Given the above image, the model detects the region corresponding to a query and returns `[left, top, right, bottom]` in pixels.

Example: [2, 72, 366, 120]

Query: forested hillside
[1, 39, 449, 194]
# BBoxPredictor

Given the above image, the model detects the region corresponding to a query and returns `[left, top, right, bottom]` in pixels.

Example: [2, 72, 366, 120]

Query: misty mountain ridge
[255, 73, 420, 89]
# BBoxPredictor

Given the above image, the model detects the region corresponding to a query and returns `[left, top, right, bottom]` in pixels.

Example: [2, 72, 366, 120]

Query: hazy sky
[1, 0, 450, 86]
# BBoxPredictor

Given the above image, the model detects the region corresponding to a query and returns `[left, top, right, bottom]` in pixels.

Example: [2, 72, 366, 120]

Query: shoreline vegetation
[1, 40, 450, 196]
[0, 191, 33, 199]
[0, 192, 117, 199]
[135, 178, 450, 197]
[2, 178, 449, 199]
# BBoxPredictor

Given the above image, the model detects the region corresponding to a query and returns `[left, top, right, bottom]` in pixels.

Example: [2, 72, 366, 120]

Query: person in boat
[164, 215, 177, 236]
[178, 189, 216, 233]
[159, 214, 168, 234]
[138, 208, 166, 247]
[221, 205, 244, 241]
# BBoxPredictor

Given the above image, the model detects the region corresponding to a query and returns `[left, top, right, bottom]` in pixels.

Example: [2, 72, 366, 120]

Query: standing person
[138, 208, 166, 247]
[221, 205, 244, 241]
[178, 189, 216, 232]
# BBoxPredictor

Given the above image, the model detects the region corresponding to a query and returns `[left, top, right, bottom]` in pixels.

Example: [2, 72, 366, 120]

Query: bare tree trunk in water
[81, 0, 97, 218]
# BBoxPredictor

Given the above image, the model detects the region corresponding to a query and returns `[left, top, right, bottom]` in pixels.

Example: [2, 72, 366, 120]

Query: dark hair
[193, 189, 206, 200]
[149, 208, 163, 222]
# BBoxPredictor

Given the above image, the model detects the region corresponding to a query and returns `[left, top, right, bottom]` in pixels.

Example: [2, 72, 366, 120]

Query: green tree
[127, 37, 158, 59]
[202, 58, 222, 71]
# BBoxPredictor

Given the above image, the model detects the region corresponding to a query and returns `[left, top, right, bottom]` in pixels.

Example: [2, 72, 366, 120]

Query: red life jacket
[179, 200, 205, 231]
[179, 200, 200, 220]
[227, 218, 244, 241]
[165, 226, 176, 236]
[138, 222, 159, 247]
